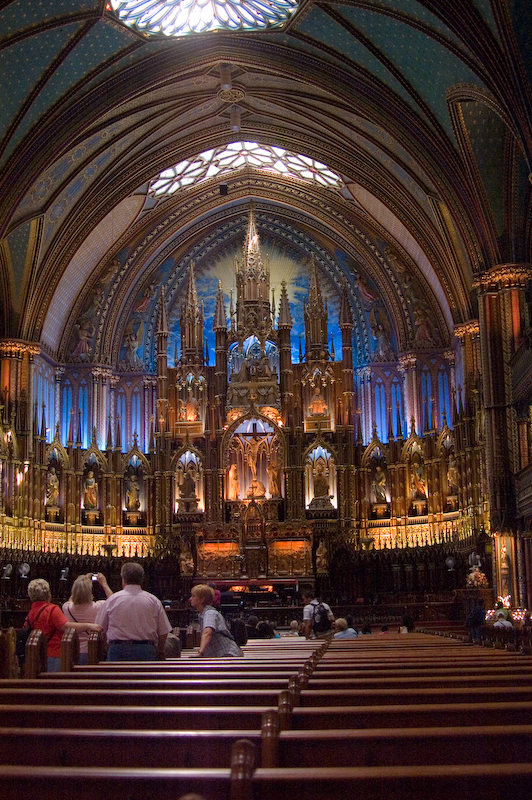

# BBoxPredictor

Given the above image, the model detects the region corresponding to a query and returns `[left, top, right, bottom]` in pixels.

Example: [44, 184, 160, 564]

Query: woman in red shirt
[26, 578, 102, 671]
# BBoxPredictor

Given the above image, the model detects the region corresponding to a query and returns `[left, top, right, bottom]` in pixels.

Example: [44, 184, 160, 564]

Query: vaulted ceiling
[1, 0, 531, 368]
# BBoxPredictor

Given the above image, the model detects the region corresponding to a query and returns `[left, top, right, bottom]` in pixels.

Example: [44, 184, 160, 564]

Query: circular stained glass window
[149, 141, 344, 197]
[109, 0, 300, 35]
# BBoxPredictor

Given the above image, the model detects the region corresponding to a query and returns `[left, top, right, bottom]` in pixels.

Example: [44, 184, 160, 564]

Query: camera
[91, 574, 98, 581]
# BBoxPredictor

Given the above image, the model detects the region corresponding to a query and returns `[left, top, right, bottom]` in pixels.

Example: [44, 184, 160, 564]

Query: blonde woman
[63, 573, 113, 664]
[26, 579, 102, 672]
[189, 584, 243, 657]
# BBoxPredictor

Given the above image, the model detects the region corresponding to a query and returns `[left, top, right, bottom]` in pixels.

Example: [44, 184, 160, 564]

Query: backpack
[312, 602, 332, 634]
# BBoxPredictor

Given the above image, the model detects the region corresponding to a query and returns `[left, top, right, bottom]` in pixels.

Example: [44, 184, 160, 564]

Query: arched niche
[174, 448, 203, 513]
[223, 415, 284, 502]
[304, 443, 337, 510]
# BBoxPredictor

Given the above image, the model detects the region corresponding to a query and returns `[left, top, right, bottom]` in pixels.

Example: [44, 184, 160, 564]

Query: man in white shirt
[301, 587, 334, 639]
[96, 562, 172, 661]
[493, 611, 513, 629]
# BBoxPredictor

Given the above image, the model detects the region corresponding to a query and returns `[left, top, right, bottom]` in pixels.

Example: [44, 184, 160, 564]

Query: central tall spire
[180, 260, 204, 366]
[304, 255, 329, 361]
[234, 206, 272, 348]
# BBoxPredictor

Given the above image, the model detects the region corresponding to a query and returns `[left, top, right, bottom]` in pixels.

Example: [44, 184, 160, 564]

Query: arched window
[421, 367, 432, 430]
[116, 390, 127, 452]
[375, 379, 387, 441]
[305, 445, 336, 508]
[438, 368, 451, 428]
[79, 381, 89, 448]
[46, 375, 55, 441]
[61, 382, 72, 446]
[132, 387, 141, 448]
[391, 378, 404, 438]
[34, 365, 55, 441]
[35, 372, 43, 424]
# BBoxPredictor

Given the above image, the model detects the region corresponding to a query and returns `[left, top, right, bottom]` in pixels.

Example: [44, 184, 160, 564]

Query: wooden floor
[1, 631, 531, 799]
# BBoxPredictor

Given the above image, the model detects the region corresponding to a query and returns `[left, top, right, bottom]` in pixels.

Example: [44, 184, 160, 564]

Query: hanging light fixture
[220, 63, 232, 91]
[230, 105, 241, 132]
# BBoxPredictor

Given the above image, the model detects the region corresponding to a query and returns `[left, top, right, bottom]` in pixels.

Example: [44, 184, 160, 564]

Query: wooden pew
[260, 708, 532, 767]
[0, 703, 271, 730]
[0, 726, 260, 768]
[2, 716, 532, 771]
[0, 627, 17, 678]
[6, 667, 530, 693]
[1, 756, 532, 800]
[3, 680, 531, 709]
[4, 630, 531, 800]
[286, 701, 532, 730]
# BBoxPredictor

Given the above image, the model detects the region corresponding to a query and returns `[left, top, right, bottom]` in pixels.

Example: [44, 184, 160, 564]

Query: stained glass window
[108, 0, 299, 36]
[61, 382, 72, 447]
[375, 379, 386, 441]
[149, 142, 344, 197]
[79, 381, 89, 448]
[438, 368, 451, 428]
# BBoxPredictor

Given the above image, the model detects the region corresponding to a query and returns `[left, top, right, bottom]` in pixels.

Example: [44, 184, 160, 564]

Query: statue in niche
[179, 544, 194, 575]
[373, 464, 387, 503]
[313, 463, 330, 499]
[250, 355, 273, 379]
[447, 455, 459, 495]
[228, 463, 240, 501]
[83, 470, 98, 509]
[316, 539, 328, 573]
[411, 459, 427, 500]
[125, 472, 141, 511]
[46, 467, 60, 506]
[231, 359, 250, 384]
[180, 466, 197, 499]
[308, 384, 328, 416]
[245, 431, 267, 498]
[500, 544, 510, 598]
[185, 395, 200, 422]
[267, 452, 281, 498]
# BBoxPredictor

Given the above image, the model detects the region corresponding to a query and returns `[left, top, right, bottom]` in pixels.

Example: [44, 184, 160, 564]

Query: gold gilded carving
[473, 264, 532, 292]
[454, 321, 479, 339]
[218, 88, 245, 102]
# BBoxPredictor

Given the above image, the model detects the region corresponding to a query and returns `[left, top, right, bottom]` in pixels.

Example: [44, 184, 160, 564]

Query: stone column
[474, 264, 532, 596]
[398, 354, 418, 431]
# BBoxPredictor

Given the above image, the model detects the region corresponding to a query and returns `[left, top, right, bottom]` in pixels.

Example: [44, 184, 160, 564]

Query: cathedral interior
[1, 0, 532, 611]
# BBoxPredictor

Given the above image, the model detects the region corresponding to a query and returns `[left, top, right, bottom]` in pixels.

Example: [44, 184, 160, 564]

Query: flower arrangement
[466, 568, 489, 588]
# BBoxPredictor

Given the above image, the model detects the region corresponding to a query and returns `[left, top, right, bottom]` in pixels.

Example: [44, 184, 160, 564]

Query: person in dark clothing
[400, 611, 415, 633]
[465, 599, 486, 643]
[245, 615, 260, 639]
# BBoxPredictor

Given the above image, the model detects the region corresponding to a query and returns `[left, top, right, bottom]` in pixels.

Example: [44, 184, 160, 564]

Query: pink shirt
[95, 584, 171, 642]
[63, 600, 106, 653]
